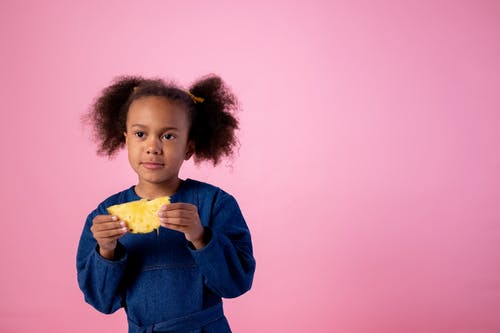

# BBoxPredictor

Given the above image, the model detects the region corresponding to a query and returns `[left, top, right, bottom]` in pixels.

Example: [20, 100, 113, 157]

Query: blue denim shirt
[77, 179, 256, 333]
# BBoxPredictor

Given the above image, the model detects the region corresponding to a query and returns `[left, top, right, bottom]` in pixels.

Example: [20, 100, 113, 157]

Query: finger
[159, 216, 189, 227]
[164, 203, 197, 212]
[157, 207, 167, 218]
[161, 222, 187, 233]
[92, 220, 126, 232]
[94, 227, 128, 239]
[164, 206, 198, 218]
[157, 204, 178, 218]
[93, 215, 119, 224]
[158, 203, 197, 219]
[158, 210, 193, 220]
[165, 212, 195, 221]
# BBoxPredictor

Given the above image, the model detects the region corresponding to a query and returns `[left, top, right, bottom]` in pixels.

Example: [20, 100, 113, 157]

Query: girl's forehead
[129, 95, 178, 109]
[127, 96, 189, 126]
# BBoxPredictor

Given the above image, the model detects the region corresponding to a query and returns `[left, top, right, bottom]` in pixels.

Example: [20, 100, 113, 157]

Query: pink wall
[1, 0, 499, 332]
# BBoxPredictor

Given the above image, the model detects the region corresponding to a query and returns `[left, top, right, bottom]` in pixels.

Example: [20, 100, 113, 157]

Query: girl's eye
[162, 134, 176, 141]
[134, 131, 145, 138]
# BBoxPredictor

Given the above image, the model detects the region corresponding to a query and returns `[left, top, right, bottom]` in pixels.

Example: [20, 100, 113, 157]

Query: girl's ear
[185, 140, 195, 160]
[124, 132, 128, 144]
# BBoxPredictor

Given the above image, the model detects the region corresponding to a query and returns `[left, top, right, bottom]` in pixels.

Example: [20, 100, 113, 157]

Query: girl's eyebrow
[129, 124, 179, 131]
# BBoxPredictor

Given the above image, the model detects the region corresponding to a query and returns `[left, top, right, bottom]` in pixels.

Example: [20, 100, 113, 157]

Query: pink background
[1, 0, 499, 332]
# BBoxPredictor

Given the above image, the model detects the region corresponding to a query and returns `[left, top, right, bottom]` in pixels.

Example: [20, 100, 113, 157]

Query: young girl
[76, 74, 256, 333]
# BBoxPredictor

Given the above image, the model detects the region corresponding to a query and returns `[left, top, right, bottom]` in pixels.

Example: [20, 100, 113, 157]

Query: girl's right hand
[90, 215, 128, 259]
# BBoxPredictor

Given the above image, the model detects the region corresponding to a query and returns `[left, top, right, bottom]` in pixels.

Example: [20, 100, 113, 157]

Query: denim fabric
[77, 179, 256, 332]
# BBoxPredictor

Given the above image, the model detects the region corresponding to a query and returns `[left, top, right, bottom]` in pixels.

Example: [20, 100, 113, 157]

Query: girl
[76, 74, 256, 333]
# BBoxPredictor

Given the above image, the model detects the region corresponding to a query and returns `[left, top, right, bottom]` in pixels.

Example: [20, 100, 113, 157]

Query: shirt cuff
[95, 242, 127, 263]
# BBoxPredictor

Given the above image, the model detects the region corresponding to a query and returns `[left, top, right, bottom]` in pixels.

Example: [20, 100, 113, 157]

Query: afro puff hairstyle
[84, 74, 240, 166]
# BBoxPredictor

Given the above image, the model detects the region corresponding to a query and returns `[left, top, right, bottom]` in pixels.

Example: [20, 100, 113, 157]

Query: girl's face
[124, 96, 193, 197]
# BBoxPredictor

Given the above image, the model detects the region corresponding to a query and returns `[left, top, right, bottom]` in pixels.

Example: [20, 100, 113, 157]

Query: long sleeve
[76, 209, 127, 314]
[190, 192, 256, 298]
[76, 183, 253, 332]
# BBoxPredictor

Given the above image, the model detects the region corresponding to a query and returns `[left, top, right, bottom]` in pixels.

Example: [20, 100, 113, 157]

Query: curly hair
[83, 74, 240, 165]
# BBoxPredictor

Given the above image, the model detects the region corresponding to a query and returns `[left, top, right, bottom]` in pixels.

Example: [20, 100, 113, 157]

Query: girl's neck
[134, 178, 182, 199]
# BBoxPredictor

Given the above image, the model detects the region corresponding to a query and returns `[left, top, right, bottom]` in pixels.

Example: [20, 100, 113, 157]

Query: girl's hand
[158, 203, 206, 249]
[90, 215, 128, 259]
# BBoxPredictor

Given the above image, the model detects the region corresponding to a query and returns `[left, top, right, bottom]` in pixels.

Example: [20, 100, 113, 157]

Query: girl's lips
[141, 162, 164, 170]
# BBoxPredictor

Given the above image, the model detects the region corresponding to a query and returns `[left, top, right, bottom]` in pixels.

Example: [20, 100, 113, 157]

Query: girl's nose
[146, 139, 162, 155]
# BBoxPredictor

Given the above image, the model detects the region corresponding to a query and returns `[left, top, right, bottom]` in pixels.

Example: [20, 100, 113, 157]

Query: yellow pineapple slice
[106, 196, 170, 234]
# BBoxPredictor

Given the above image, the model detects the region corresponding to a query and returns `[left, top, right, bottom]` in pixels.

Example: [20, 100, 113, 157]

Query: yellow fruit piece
[107, 196, 170, 234]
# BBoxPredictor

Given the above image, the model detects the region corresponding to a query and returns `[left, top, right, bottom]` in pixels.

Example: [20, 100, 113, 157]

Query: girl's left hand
[158, 203, 206, 249]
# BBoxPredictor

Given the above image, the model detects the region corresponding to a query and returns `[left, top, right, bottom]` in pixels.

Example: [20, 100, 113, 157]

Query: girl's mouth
[141, 162, 164, 170]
